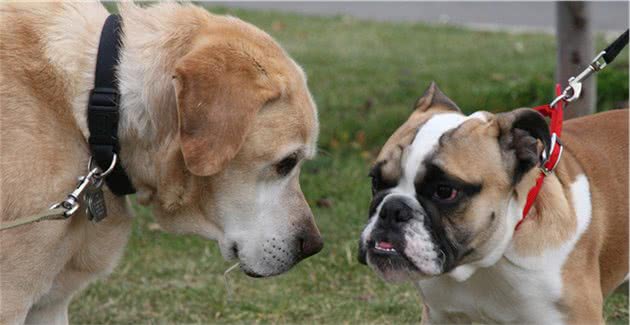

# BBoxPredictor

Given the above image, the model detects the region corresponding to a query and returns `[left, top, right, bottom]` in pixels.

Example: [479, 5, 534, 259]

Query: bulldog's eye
[432, 185, 459, 202]
[276, 153, 298, 176]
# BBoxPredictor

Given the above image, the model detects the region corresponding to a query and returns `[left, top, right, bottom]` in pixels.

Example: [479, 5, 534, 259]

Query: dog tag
[85, 188, 107, 222]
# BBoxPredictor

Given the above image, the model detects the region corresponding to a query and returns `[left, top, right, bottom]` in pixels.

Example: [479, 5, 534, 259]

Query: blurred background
[213, 1, 627, 36]
[75, 2, 628, 323]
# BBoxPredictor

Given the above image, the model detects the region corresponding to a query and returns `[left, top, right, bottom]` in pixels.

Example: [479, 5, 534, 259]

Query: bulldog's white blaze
[399, 112, 487, 195]
[395, 112, 484, 273]
[399, 113, 468, 194]
[419, 174, 593, 324]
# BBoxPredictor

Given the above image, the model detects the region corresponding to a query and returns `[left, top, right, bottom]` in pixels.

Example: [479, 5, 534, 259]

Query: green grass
[70, 6, 628, 324]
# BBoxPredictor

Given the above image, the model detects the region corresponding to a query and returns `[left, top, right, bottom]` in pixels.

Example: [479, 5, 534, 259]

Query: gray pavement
[209, 1, 628, 37]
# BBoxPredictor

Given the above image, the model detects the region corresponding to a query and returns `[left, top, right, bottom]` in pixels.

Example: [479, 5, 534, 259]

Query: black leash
[88, 14, 136, 196]
[603, 29, 629, 64]
[551, 28, 629, 107]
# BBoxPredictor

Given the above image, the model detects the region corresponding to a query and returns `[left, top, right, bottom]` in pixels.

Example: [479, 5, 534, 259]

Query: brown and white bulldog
[358, 82, 628, 324]
[1, 2, 321, 324]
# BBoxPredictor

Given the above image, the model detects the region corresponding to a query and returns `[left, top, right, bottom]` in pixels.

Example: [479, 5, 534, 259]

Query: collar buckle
[88, 87, 121, 149]
[89, 87, 119, 108]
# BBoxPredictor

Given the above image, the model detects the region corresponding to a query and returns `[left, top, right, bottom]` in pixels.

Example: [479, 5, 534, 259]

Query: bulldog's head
[358, 82, 550, 282]
[126, 8, 323, 278]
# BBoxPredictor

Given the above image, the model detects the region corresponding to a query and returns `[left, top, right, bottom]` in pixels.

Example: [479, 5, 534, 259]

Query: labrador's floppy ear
[173, 44, 280, 176]
[495, 108, 551, 184]
[414, 81, 461, 112]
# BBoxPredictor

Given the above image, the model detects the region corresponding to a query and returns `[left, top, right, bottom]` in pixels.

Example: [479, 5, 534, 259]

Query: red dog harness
[514, 84, 564, 231]
[513, 29, 628, 231]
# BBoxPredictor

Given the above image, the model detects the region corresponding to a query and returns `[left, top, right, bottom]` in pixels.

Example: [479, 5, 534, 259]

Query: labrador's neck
[68, 4, 202, 201]
[117, 4, 207, 202]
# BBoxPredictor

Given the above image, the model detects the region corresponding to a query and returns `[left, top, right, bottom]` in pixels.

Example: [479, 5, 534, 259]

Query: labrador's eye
[276, 153, 298, 176]
[432, 185, 459, 202]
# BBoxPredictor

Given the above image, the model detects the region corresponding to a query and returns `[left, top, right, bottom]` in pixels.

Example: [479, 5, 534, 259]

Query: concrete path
[210, 1, 628, 37]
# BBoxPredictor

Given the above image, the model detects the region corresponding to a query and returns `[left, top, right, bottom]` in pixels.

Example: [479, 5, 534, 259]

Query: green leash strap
[0, 207, 68, 231]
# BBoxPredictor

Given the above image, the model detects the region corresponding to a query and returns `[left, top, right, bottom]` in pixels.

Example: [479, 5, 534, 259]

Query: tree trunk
[556, 2, 595, 119]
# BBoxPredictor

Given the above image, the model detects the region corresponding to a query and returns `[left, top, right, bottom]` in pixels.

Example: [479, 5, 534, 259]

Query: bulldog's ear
[414, 81, 461, 113]
[495, 108, 551, 183]
[173, 44, 280, 176]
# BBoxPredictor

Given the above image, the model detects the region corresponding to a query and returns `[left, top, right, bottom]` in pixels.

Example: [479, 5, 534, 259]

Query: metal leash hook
[516, 28, 628, 232]
[0, 154, 118, 231]
[49, 154, 117, 219]
[550, 51, 608, 108]
[550, 28, 629, 107]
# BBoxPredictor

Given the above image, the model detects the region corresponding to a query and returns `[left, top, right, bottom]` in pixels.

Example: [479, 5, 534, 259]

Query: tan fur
[1, 2, 319, 324]
[559, 110, 629, 323]
[376, 110, 433, 182]
[505, 110, 629, 323]
[376, 90, 627, 323]
[457, 109, 625, 322]
[434, 118, 515, 251]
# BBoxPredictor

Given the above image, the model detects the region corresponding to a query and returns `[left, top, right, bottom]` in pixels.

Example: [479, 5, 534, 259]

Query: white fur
[399, 112, 487, 194]
[217, 157, 308, 276]
[360, 214, 378, 244]
[399, 113, 468, 194]
[403, 218, 441, 275]
[362, 113, 489, 276]
[419, 174, 593, 324]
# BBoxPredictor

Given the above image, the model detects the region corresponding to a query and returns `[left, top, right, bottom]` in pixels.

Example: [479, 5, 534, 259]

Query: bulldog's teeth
[375, 241, 397, 252]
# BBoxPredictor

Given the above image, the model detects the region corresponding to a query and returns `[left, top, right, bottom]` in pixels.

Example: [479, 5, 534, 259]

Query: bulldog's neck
[508, 167, 577, 257]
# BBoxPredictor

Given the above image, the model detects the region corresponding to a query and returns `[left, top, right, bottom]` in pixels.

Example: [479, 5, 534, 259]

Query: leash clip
[49, 154, 117, 217]
[552, 50, 609, 107]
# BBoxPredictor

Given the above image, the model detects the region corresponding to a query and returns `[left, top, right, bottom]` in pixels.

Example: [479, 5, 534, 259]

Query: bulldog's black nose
[379, 198, 414, 223]
[299, 231, 324, 259]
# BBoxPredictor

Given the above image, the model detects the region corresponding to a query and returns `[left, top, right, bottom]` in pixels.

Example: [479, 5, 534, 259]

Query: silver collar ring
[88, 153, 117, 179]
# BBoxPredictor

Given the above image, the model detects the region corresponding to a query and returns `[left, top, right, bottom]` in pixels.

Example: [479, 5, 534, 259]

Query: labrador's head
[149, 13, 322, 277]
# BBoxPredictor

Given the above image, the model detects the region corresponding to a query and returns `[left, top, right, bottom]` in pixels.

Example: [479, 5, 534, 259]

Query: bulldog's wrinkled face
[148, 14, 322, 278]
[359, 82, 550, 282]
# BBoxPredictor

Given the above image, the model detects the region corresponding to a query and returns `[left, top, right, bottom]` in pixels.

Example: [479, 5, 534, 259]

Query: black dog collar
[87, 14, 136, 196]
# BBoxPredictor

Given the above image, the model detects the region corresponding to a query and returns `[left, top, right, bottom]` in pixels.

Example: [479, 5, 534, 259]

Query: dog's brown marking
[375, 82, 459, 183]
[559, 110, 629, 323]
[432, 118, 511, 253]
[173, 43, 281, 176]
[380, 82, 627, 323]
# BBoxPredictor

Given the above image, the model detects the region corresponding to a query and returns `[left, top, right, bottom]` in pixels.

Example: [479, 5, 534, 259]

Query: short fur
[360, 82, 628, 324]
[1, 2, 322, 324]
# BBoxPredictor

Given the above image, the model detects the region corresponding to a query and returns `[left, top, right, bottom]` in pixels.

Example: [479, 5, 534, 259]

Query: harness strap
[88, 14, 136, 196]
[515, 84, 564, 231]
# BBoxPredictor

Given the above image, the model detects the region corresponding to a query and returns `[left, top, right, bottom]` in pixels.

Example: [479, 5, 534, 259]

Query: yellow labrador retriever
[0, 2, 322, 324]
